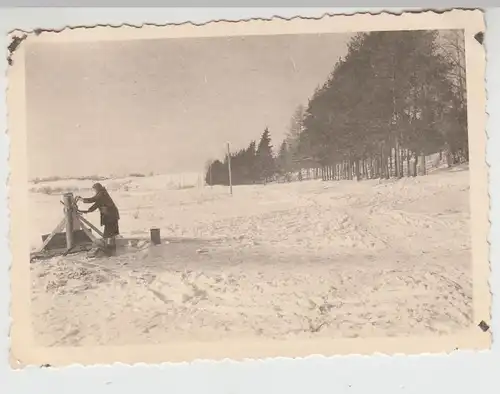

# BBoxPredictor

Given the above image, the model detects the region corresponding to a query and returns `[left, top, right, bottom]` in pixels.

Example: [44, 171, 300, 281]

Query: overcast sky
[25, 33, 351, 179]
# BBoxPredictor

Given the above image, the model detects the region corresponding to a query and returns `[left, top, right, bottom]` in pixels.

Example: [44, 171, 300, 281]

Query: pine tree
[243, 140, 257, 183]
[438, 30, 468, 162]
[205, 159, 226, 186]
[286, 105, 305, 169]
[276, 140, 293, 177]
[255, 128, 276, 183]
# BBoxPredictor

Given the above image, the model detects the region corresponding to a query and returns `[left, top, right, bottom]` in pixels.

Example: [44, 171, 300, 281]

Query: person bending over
[77, 182, 120, 254]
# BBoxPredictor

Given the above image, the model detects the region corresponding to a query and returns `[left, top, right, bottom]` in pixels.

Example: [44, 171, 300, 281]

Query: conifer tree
[255, 128, 276, 183]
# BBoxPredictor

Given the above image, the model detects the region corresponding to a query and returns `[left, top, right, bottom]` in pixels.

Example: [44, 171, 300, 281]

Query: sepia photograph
[7, 9, 490, 366]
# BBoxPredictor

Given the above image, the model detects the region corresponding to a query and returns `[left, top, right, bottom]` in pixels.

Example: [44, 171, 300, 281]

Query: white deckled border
[6, 9, 490, 367]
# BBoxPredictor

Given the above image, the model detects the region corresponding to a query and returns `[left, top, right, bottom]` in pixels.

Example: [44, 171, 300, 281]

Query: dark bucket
[150, 228, 161, 245]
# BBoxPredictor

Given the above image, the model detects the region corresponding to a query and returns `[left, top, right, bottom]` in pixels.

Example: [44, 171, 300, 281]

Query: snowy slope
[29, 165, 472, 346]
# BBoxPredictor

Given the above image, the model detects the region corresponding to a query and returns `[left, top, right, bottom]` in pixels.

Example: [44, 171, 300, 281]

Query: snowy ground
[29, 165, 472, 346]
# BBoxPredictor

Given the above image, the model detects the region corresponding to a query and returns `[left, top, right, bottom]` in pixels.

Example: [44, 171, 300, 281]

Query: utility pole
[227, 142, 233, 195]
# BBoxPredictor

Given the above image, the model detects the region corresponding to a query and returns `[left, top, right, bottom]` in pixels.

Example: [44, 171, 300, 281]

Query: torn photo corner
[6, 9, 490, 367]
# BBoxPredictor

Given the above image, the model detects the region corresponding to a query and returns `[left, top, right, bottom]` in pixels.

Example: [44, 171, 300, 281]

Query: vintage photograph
[8, 10, 490, 366]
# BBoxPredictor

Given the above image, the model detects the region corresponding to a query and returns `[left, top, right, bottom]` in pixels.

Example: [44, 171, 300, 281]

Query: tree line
[206, 29, 468, 186]
[205, 128, 277, 186]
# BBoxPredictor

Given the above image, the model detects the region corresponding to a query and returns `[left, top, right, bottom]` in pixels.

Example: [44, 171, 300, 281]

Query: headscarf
[92, 182, 104, 192]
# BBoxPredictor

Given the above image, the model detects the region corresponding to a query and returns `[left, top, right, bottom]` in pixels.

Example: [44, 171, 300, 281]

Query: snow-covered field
[29, 165, 472, 346]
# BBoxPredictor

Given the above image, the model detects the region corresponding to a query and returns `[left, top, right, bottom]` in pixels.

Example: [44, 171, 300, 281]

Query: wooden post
[227, 142, 233, 195]
[78, 214, 104, 238]
[63, 193, 75, 250]
[150, 228, 161, 245]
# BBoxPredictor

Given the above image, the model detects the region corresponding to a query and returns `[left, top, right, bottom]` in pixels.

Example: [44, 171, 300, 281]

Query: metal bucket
[150, 228, 161, 245]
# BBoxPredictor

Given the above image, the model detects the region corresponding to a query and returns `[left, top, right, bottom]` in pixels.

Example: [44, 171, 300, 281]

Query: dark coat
[83, 188, 120, 227]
